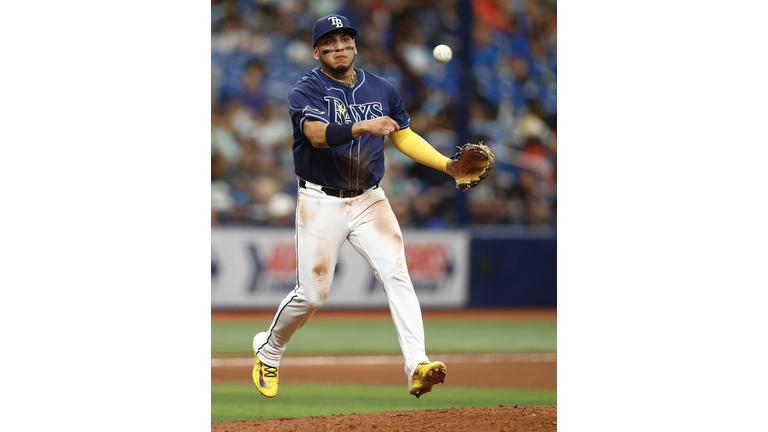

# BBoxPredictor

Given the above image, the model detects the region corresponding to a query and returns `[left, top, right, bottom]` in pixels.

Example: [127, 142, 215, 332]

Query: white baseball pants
[254, 179, 430, 381]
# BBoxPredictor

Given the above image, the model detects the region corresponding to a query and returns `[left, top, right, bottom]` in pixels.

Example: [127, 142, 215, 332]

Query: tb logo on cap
[328, 16, 343, 27]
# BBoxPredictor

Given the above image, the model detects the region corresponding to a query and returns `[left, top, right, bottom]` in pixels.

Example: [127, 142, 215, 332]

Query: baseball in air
[433, 44, 452, 63]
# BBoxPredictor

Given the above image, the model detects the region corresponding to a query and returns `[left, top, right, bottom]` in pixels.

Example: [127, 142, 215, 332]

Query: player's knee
[307, 284, 330, 309]
[305, 294, 325, 310]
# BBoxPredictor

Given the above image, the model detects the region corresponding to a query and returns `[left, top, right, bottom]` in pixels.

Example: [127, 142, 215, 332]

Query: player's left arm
[304, 116, 400, 149]
[389, 128, 452, 175]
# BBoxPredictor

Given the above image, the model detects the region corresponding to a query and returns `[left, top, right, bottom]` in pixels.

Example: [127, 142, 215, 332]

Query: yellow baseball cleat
[410, 360, 446, 398]
[252, 343, 279, 398]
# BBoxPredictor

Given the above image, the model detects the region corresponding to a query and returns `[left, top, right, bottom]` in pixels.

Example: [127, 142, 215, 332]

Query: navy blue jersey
[288, 67, 411, 191]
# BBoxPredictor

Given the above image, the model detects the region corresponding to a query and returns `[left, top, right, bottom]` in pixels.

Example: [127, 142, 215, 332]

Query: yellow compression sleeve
[388, 128, 450, 174]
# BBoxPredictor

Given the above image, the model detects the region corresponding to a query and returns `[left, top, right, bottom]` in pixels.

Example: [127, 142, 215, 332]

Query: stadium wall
[468, 227, 557, 307]
[211, 227, 556, 309]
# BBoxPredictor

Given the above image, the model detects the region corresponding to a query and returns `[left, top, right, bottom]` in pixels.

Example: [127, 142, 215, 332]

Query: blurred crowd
[211, 0, 557, 227]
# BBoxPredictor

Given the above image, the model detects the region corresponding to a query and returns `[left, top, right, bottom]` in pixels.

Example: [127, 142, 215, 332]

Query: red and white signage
[211, 227, 469, 309]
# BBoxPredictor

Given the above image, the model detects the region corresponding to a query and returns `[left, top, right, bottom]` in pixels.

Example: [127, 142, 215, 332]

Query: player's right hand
[360, 116, 400, 136]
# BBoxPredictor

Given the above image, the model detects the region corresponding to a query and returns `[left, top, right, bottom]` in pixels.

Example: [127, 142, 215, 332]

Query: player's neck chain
[321, 68, 358, 87]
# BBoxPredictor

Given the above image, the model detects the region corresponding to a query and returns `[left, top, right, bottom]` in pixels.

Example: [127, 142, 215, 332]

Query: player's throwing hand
[356, 116, 400, 136]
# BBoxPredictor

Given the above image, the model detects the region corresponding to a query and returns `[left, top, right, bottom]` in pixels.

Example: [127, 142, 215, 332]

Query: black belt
[299, 179, 379, 198]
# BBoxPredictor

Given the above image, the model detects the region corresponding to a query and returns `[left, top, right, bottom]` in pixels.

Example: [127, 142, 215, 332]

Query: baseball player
[252, 14, 455, 399]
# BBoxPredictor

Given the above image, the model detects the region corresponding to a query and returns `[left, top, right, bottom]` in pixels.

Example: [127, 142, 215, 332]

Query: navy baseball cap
[312, 14, 358, 46]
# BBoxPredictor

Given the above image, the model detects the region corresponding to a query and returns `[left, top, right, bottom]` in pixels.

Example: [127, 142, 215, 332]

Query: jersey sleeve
[288, 79, 329, 136]
[388, 83, 411, 130]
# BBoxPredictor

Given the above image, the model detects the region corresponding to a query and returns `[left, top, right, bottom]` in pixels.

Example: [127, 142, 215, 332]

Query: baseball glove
[449, 142, 495, 191]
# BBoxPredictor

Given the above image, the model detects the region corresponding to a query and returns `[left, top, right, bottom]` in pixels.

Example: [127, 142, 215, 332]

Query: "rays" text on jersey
[324, 96, 384, 124]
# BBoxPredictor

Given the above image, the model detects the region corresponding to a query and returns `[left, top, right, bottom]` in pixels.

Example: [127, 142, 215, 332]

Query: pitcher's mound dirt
[211, 405, 557, 431]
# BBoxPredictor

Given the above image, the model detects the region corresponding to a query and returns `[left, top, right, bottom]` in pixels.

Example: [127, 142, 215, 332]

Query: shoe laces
[415, 361, 430, 376]
[263, 366, 278, 378]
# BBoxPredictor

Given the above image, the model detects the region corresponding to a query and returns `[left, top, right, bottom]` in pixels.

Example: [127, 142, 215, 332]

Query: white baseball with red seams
[433, 44, 452, 63]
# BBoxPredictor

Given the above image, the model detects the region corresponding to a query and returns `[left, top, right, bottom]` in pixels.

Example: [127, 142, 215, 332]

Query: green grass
[211, 383, 557, 422]
[212, 321, 556, 355]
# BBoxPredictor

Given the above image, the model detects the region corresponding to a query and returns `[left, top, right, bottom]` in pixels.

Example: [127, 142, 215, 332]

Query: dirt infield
[212, 406, 557, 431]
[212, 356, 556, 389]
[212, 308, 557, 430]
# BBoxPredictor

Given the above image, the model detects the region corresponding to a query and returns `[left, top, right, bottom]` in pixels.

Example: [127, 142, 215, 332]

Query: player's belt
[299, 178, 379, 198]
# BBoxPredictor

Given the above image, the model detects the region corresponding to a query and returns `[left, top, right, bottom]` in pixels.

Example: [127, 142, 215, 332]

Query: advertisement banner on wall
[211, 227, 469, 309]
